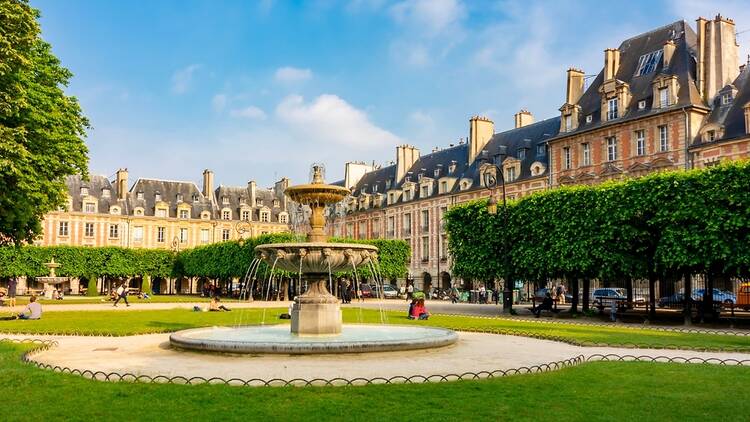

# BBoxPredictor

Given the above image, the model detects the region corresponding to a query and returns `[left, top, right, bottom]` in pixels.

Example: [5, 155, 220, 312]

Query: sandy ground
[9, 332, 749, 383]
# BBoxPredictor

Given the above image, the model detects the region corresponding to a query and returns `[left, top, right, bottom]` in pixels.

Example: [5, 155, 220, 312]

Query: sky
[32, 0, 750, 188]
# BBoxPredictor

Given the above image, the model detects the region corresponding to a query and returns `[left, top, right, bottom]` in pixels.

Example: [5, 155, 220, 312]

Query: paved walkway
[13, 332, 750, 383]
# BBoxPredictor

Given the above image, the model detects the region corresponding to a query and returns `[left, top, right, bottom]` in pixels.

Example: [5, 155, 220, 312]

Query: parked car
[692, 288, 736, 304]
[358, 283, 374, 299]
[591, 288, 646, 307]
[533, 287, 573, 303]
[657, 292, 685, 308]
[370, 284, 399, 299]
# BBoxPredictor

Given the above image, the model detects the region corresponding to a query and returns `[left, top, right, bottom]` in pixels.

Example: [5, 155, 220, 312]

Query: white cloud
[274, 66, 313, 83]
[211, 94, 227, 112]
[171, 64, 201, 94]
[390, 0, 466, 37]
[276, 94, 402, 150]
[230, 105, 267, 120]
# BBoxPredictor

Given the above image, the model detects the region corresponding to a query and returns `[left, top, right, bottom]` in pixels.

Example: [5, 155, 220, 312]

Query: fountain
[36, 258, 69, 299]
[169, 164, 457, 354]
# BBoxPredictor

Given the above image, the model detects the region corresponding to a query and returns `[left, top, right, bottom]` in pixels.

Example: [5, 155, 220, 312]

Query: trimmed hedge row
[444, 161, 750, 283]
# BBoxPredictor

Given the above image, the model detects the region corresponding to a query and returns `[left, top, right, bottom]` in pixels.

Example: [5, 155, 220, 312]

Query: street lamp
[482, 146, 513, 314]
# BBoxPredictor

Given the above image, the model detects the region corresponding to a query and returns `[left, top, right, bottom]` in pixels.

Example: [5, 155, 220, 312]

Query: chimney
[604, 48, 620, 81]
[662, 40, 676, 68]
[513, 109, 533, 129]
[396, 144, 420, 183]
[116, 168, 128, 200]
[744, 103, 750, 134]
[696, 15, 739, 103]
[202, 169, 214, 198]
[248, 180, 257, 206]
[468, 115, 495, 165]
[565, 68, 585, 105]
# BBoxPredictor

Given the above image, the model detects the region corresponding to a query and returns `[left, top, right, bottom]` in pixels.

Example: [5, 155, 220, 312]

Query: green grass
[0, 307, 748, 351]
[10, 294, 211, 306]
[1, 341, 747, 421]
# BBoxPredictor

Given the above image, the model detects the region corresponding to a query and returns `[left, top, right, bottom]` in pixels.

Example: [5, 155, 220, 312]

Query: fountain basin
[169, 324, 458, 354]
[255, 242, 378, 274]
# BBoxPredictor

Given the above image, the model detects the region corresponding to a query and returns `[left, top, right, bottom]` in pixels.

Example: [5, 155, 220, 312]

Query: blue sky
[33, 0, 750, 188]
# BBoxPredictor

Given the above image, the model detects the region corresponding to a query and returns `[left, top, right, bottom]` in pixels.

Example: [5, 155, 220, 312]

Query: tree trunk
[570, 277, 579, 313]
[683, 273, 692, 326]
[582, 278, 590, 312]
[626, 277, 633, 309]
[648, 273, 657, 320]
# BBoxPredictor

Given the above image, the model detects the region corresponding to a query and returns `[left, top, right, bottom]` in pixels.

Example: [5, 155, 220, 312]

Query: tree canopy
[0, 0, 89, 245]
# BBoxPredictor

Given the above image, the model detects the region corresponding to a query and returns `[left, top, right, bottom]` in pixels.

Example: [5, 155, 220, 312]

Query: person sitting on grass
[533, 292, 554, 318]
[410, 298, 429, 320]
[208, 296, 231, 312]
[18, 295, 42, 320]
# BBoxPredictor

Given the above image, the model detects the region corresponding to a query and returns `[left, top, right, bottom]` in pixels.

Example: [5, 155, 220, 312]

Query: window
[260, 211, 269, 223]
[506, 167, 516, 181]
[440, 207, 448, 231]
[157, 227, 165, 243]
[421, 210, 429, 233]
[156, 208, 167, 218]
[155, 193, 161, 202]
[222, 229, 230, 241]
[433, 169, 440, 178]
[659, 125, 668, 151]
[80, 187, 89, 196]
[176, 193, 183, 202]
[255, 198, 262, 207]
[586, 114, 593, 123]
[179, 228, 188, 243]
[84, 202, 95, 213]
[659, 87, 669, 108]
[385, 179, 392, 189]
[563, 147, 571, 169]
[133, 226, 143, 242]
[84, 223, 95, 237]
[387, 216, 395, 237]
[421, 185, 429, 198]
[721, 92, 732, 105]
[607, 98, 618, 120]
[222, 196, 229, 205]
[635, 130, 646, 156]
[518, 148, 526, 160]
[136, 191, 144, 200]
[179, 209, 189, 219]
[58, 221, 69, 236]
[440, 181, 448, 193]
[241, 210, 250, 221]
[192, 194, 199, 203]
[222, 210, 231, 220]
[201, 229, 209, 244]
[582, 143, 591, 166]
[201, 212, 210, 220]
[102, 188, 110, 198]
[638, 100, 646, 110]
[108, 224, 119, 238]
[537, 144, 546, 156]
[606, 137, 618, 161]
[707, 130, 716, 142]
[421, 236, 429, 261]
[273, 199, 279, 207]
[635, 50, 663, 76]
[403, 213, 412, 236]
[565, 114, 572, 131]
[404, 190, 412, 201]
[279, 214, 287, 224]
[135, 209, 143, 216]
[358, 221, 367, 239]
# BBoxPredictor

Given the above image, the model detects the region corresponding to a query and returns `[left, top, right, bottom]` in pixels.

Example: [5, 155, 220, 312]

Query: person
[18, 295, 42, 320]
[399, 283, 406, 299]
[410, 298, 429, 320]
[407, 298, 416, 319]
[7, 278, 17, 308]
[533, 292, 554, 318]
[450, 285, 459, 304]
[610, 299, 617, 322]
[557, 284, 566, 305]
[208, 296, 231, 312]
[113, 282, 130, 307]
[53, 288, 64, 300]
[357, 285, 364, 302]
[479, 284, 487, 303]
[406, 283, 414, 301]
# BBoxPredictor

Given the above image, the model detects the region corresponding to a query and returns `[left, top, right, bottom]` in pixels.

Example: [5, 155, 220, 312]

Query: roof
[692, 65, 750, 147]
[65, 175, 124, 212]
[129, 178, 212, 218]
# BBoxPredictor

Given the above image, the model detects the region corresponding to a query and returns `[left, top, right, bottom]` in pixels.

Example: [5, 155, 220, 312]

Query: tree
[0, 0, 89, 245]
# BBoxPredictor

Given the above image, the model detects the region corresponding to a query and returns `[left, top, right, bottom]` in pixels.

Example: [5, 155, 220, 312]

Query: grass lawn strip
[0, 308, 748, 351]
[0, 341, 748, 421]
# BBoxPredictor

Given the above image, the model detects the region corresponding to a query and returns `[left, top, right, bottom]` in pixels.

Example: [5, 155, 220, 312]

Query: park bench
[529, 297, 562, 317]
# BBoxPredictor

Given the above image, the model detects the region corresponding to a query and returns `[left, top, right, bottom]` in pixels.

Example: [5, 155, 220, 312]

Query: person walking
[450, 285, 459, 304]
[113, 282, 130, 307]
[406, 283, 414, 301]
[7, 277, 17, 308]
[557, 284, 566, 305]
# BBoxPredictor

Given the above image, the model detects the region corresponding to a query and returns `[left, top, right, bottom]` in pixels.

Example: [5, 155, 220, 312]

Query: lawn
[12, 294, 212, 306]
[0, 307, 748, 351]
[1, 341, 747, 421]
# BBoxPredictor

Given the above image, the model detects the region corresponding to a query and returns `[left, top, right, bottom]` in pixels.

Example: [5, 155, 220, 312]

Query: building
[331, 15, 750, 290]
[39, 168, 291, 250]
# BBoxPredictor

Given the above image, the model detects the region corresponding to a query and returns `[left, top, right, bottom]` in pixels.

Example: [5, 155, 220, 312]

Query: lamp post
[482, 146, 513, 314]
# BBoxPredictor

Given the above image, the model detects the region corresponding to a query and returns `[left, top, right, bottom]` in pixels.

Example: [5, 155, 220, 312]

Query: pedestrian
[7, 277, 17, 308]
[479, 284, 487, 303]
[557, 284, 566, 305]
[113, 282, 130, 307]
[450, 285, 459, 304]
[406, 283, 414, 301]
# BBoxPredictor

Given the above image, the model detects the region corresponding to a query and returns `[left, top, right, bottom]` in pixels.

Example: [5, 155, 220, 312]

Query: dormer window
[638, 100, 647, 110]
[273, 199, 279, 207]
[256, 198, 262, 207]
[434, 168, 440, 178]
[80, 187, 89, 196]
[179, 209, 189, 219]
[722, 92, 733, 105]
[241, 210, 250, 221]
[707, 130, 716, 142]
[607, 98, 618, 120]
[372, 185, 378, 193]
[385, 179, 391, 189]
[84, 202, 96, 213]
[101, 188, 110, 198]
[279, 213, 288, 224]
[192, 193, 199, 203]
[564, 114, 572, 131]
[260, 210, 270, 223]
[448, 161, 457, 175]
[176, 193, 183, 202]
[586, 114, 593, 123]
[635, 50, 663, 76]
[222, 209, 231, 220]
[536, 144, 546, 156]
[136, 191, 144, 200]
[222, 196, 229, 205]
[421, 185, 429, 197]
[155, 192, 161, 202]
[417, 173, 423, 181]
[506, 167, 516, 182]
[518, 149, 526, 160]
[659, 87, 669, 108]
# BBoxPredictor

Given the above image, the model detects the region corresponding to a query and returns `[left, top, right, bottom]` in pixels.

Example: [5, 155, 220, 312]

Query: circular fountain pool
[169, 324, 458, 354]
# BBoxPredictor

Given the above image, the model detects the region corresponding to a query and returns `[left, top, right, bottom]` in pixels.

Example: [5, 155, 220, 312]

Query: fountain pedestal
[292, 277, 341, 336]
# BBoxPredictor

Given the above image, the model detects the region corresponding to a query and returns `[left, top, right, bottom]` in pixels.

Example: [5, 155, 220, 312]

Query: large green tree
[0, 0, 89, 245]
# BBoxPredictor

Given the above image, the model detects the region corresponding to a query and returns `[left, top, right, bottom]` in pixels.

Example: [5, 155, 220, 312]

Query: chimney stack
[202, 169, 214, 198]
[696, 15, 739, 103]
[468, 116, 495, 165]
[662, 40, 676, 68]
[565, 68, 585, 105]
[396, 145, 420, 183]
[604, 48, 620, 81]
[513, 109, 534, 129]
[248, 180, 257, 206]
[116, 168, 128, 200]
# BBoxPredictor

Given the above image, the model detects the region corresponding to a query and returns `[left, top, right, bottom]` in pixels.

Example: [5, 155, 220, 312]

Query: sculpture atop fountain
[255, 164, 377, 335]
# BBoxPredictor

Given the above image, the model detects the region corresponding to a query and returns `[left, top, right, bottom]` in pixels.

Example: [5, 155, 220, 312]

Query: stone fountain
[169, 164, 457, 354]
